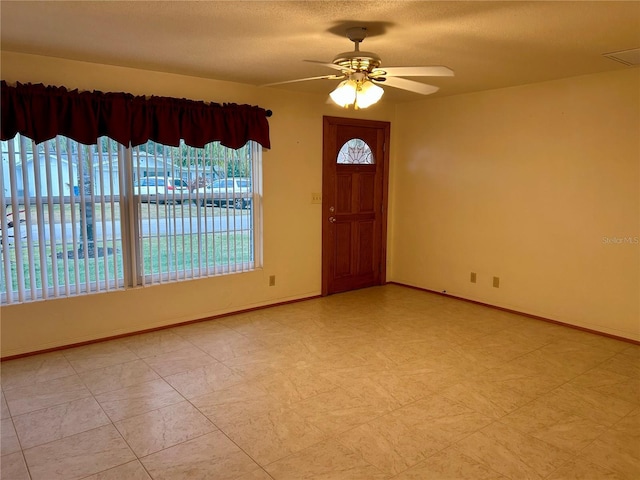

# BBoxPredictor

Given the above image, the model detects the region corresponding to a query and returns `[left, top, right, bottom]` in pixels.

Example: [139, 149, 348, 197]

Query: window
[0, 135, 261, 304]
[337, 138, 374, 164]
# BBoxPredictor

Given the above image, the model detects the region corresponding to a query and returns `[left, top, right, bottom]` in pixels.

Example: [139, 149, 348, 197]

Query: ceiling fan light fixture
[355, 80, 384, 109]
[330, 79, 358, 107]
[330, 76, 383, 109]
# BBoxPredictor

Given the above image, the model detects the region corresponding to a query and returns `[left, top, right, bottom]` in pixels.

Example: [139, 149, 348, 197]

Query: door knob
[328, 216, 336, 223]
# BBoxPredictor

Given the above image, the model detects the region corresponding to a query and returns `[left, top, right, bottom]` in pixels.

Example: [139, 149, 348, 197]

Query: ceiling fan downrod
[333, 27, 381, 72]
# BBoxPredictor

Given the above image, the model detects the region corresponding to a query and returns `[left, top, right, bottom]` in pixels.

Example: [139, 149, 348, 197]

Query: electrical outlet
[269, 275, 276, 286]
[470, 272, 477, 283]
[311, 192, 322, 204]
[493, 276, 500, 288]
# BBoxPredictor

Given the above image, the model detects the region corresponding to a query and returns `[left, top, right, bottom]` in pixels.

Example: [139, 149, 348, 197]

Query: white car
[134, 177, 190, 204]
[194, 178, 252, 209]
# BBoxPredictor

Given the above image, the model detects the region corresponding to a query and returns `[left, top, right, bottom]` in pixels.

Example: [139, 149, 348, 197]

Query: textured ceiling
[1, 1, 639, 102]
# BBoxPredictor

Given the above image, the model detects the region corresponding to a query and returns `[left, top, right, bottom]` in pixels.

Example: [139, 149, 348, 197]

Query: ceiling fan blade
[372, 66, 454, 77]
[261, 74, 344, 87]
[304, 60, 354, 73]
[376, 77, 440, 95]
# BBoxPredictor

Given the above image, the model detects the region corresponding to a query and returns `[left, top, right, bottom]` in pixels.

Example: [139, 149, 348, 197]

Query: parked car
[134, 177, 190, 204]
[194, 178, 252, 209]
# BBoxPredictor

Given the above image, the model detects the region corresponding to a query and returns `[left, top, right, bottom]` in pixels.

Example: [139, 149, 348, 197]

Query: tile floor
[1, 284, 638, 480]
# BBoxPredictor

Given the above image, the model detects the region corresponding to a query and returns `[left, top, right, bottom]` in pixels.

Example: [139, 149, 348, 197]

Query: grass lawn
[9, 201, 229, 224]
[1, 231, 252, 297]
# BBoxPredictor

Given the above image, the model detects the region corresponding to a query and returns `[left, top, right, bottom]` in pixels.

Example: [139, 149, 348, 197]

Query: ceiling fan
[263, 27, 454, 108]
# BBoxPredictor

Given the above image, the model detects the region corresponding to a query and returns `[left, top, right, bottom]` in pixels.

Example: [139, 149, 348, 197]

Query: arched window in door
[336, 138, 374, 164]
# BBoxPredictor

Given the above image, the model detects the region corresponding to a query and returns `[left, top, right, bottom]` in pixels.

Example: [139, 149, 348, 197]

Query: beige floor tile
[23, 424, 135, 480]
[13, 396, 111, 449]
[234, 470, 275, 480]
[442, 378, 534, 419]
[3, 374, 92, 416]
[119, 330, 193, 358]
[190, 381, 281, 430]
[140, 430, 262, 480]
[289, 387, 391, 436]
[95, 378, 184, 422]
[322, 366, 432, 408]
[265, 438, 388, 479]
[455, 421, 572, 479]
[221, 342, 313, 380]
[621, 345, 640, 358]
[164, 362, 244, 398]
[4, 285, 639, 480]
[0, 352, 76, 390]
[541, 339, 618, 366]
[222, 408, 327, 465]
[538, 383, 636, 426]
[339, 394, 493, 476]
[578, 410, 640, 479]
[0, 392, 10, 419]
[1, 418, 21, 455]
[392, 447, 508, 479]
[508, 342, 614, 382]
[361, 338, 450, 366]
[192, 332, 268, 362]
[547, 459, 627, 480]
[79, 359, 160, 395]
[143, 346, 218, 377]
[570, 367, 640, 405]
[338, 420, 429, 475]
[254, 331, 310, 350]
[480, 364, 565, 398]
[0, 451, 30, 480]
[498, 322, 561, 346]
[221, 313, 295, 339]
[598, 353, 640, 379]
[553, 328, 632, 353]
[350, 373, 432, 408]
[426, 347, 491, 375]
[448, 331, 545, 368]
[500, 400, 607, 454]
[62, 341, 138, 373]
[83, 460, 152, 480]
[169, 320, 236, 342]
[302, 351, 374, 373]
[253, 366, 336, 403]
[115, 401, 217, 457]
[398, 363, 475, 392]
[613, 407, 640, 437]
[579, 438, 640, 479]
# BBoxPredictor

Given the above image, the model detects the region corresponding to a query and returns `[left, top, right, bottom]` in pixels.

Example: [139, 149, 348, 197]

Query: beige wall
[1, 52, 638, 356]
[0, 52, 395, 357]
[390, 68, 640, 340]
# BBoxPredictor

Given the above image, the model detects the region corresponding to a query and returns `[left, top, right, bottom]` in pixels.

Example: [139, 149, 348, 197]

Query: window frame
[1, 135, 263, 305]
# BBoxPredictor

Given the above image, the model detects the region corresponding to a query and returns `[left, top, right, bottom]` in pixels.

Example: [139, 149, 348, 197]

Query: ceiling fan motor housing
[332, 51, 382, 73]
[332, 27, 382, 73]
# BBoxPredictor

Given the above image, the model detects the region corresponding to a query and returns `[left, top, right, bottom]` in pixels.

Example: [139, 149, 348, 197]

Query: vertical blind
[1, 135, 260, 304]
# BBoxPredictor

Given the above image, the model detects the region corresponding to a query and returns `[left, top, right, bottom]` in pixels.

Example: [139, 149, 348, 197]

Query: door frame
[321, 116, 391, 296]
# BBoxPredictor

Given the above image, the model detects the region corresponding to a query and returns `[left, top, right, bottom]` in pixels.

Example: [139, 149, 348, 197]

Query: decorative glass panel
[337, 138, 374, 164]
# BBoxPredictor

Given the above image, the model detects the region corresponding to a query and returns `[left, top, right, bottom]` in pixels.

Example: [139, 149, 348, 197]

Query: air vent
[603, 48, 640, 66]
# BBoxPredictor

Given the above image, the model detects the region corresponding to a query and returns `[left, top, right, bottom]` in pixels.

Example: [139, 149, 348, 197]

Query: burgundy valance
[0, 81, 271, 149]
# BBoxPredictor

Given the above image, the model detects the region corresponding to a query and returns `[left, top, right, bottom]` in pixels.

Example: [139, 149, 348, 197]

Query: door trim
[321, 116, 390, 296]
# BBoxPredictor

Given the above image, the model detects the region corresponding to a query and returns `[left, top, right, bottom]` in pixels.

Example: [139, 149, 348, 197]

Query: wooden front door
[322, 116, 390, 296]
